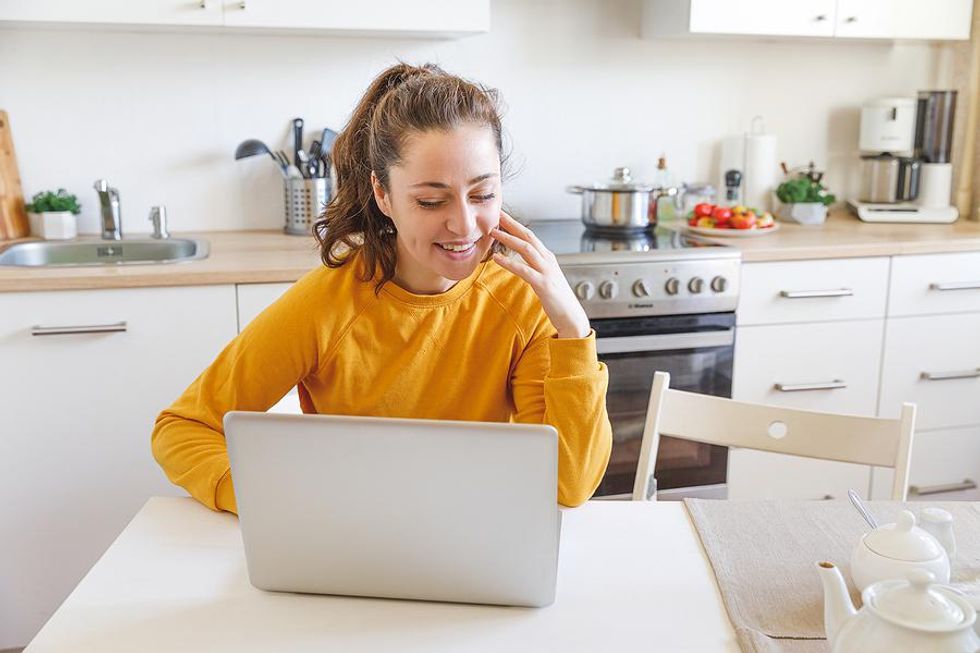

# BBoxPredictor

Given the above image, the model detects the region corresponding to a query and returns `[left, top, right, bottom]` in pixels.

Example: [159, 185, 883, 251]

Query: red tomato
[730, 212, 758, 230]
[711, 206, 733, 225]
[694, 203, 715, 218]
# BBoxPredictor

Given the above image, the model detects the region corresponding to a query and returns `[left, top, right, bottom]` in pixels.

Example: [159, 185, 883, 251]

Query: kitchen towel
[684, 499, 980, 653]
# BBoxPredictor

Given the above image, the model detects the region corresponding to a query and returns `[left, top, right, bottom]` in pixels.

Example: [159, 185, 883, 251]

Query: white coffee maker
[850, 91, 959, 223]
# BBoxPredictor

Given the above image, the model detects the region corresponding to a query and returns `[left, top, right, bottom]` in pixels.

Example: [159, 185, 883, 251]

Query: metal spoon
[848, 489, 878, 530]
[234, 138, 277, 163]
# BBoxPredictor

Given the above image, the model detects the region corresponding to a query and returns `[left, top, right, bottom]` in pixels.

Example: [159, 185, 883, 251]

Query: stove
[526, 219, 742, 499]
[528, 220, 741, 320]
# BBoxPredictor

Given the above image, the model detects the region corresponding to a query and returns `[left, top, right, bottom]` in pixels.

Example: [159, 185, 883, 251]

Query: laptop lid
[224, 411, 560, 607]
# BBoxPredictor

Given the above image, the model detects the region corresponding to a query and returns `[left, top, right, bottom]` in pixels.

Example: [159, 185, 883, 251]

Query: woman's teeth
[439, 242, 475, 252]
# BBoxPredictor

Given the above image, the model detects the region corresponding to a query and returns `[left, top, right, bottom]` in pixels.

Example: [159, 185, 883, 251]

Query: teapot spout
[816, 561, 856, 644]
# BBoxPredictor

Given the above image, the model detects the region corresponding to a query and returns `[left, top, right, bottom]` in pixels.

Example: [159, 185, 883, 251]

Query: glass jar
[677, 183, 717, 218]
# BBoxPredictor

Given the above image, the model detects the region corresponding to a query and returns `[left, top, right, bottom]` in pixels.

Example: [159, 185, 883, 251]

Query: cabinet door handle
[774, 379, 847, 392]
[845, 16, 858, 23]
[909, 479, 977, 497]
[814, 14, 827, 21]
[930, 281, 980, 292]
[30, 321, 128, 336]
[779, 288, 854, 299]
[920, 368, 980, 381]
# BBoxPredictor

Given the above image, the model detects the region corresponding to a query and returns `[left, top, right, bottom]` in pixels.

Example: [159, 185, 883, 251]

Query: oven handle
[595, 329, 735, 355]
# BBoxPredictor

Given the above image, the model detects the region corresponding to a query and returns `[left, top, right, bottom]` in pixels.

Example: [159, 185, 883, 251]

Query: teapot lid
[867, 570, 974, 631]
[864, 510, 944, 561]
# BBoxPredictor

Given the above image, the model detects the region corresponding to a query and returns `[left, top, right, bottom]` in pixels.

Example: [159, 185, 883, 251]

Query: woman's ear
[371, 172, 392, 217]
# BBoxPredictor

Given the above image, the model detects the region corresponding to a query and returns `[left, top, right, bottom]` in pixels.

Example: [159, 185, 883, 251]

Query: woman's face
[373, 124, 502, 295]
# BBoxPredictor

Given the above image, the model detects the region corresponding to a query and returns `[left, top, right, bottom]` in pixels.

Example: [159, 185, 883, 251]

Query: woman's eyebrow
[410, 173, 499, 189]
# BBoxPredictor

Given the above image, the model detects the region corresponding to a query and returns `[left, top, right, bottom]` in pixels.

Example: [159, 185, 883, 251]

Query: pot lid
[578, 167, 656, 192]
[864, 510, 944, 561]
[867, 570, 971, 631]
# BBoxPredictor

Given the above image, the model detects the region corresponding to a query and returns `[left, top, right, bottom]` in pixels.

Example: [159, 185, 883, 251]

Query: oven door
[591, 313, 735, 499]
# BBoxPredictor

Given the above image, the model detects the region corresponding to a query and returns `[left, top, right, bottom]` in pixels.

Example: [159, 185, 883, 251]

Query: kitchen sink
[0, 238, 210, 267]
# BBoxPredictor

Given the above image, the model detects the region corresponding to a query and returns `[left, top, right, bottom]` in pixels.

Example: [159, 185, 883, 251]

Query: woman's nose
[445, 199, 479, 235]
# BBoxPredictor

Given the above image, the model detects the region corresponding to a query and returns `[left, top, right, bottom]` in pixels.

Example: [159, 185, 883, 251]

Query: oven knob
[688, 277, 705, 294]
[664, 277, 680, 295]
[574, 281, 595, 301]
[598, 280, 619, 299]
[632, 279, 652, 297]
[710, 276, 728, 293]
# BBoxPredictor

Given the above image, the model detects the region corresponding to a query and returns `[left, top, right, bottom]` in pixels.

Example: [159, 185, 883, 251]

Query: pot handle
[566, 185, 585, 195]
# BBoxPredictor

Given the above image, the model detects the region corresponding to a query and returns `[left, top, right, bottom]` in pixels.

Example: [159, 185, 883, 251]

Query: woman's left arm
[492, 212, 613, 507]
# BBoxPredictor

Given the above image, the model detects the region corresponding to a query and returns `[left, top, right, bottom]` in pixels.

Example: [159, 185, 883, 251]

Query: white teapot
[851, 509, 951, 591]
[818, 561, 980, 653]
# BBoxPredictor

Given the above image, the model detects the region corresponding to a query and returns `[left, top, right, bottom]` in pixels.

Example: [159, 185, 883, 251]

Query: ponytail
[313, 62, 504, 292]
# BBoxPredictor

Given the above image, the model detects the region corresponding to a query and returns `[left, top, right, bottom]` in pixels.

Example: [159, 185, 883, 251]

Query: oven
[592, 312, 735, 499]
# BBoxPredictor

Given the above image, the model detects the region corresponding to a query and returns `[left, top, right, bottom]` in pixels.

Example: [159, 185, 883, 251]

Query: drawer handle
[30, 321, 128, 336]
[909, 479, 977, 497]
[779, 288, 854, 299]
[930, 281, 980, 292]
[920, 368, 980, 381]
[775, 380, 847, 392]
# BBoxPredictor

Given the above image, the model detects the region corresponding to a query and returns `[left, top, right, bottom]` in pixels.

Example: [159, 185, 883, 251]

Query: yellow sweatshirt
[152, 256, 612, 512]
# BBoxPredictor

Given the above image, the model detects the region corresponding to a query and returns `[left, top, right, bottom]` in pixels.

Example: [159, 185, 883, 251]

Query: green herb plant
[775, 176, 836, 207]
[26, 189, 82, 215]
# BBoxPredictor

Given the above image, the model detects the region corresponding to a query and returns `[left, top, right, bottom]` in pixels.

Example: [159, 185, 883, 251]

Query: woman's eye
[472, 193, 497, 203]
[416, 199, 444, 209]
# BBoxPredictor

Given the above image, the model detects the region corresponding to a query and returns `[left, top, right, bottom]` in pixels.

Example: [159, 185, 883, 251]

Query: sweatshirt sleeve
[151, 273, 324, 514]
[511, 329, 613, 507]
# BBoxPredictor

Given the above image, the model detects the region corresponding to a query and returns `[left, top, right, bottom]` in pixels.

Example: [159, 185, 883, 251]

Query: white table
[25, 498, 739, 652]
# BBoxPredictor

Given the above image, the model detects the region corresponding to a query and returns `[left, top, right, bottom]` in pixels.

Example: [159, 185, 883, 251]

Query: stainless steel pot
[568, 167, 677, 231]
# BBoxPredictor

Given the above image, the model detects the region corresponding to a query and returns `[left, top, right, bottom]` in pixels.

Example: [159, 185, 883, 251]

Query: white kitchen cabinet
[888, 252, 980, 317]
[0, 285, 237, 649]
[728, 319, 883, 500]
[736, 257, 889, 326]
[236, 282, 302, 414]
[643, 0, 973, 40]
[872, 425, 980, 500]
[0, 0, 223, 27]
[0, 0, 489, 37]
[878, 312, 980, 431]
[221, 0, 489, 36]
[834, 0, 974, 40]
[644, 0, 837, 38]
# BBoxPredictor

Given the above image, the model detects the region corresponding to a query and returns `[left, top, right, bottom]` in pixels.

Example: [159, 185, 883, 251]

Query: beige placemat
[684, 499, 980, 653]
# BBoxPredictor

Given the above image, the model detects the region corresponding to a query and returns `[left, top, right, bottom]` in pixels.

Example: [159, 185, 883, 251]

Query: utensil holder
[284, 177, 330, 236]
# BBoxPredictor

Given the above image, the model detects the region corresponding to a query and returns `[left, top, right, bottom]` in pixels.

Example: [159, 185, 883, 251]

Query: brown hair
[313, 62, 505, 292]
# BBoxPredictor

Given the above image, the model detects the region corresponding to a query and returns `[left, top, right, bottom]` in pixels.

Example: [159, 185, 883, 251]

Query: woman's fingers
[492, 250, 541, 286]
[491, 226, 545, 272]
[498, 211, 546, 252]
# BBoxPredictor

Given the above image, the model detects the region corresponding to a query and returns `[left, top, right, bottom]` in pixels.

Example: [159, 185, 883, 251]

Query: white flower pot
[28, 211, 78, 240]
[775, 202, 828, 225]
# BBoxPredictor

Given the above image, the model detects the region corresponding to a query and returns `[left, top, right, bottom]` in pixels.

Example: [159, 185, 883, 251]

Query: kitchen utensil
[818, 562, 979, 653]
[723, 169, 742, 205]
[292, 117, 304, 167]
[847, 489, 878, 530]
[567, 167, 676, 232]
[297, 150, 310, 179]
[319, 127, 338, 158]
[0, 110, 29, 240]
[308, 140, 322, 178]
[851, 509, 950, 591]
[234, 139, 275, 162]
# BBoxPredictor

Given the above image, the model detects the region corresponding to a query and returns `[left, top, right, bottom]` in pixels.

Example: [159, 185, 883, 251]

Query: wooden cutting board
[0, 110, 30, 240]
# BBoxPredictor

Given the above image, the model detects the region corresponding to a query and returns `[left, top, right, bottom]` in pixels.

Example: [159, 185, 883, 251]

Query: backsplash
[0, 0, 956, 234]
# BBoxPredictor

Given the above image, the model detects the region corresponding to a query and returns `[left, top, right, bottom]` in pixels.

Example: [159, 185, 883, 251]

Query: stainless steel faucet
[93, 179, 122, 240]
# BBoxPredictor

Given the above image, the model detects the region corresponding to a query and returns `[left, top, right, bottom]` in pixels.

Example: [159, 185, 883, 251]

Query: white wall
[0, 0, 954, 234]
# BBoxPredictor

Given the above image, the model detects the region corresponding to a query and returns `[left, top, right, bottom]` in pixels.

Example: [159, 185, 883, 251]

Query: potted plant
[26, 188, 82, 240]
[775, 165, 836, 225]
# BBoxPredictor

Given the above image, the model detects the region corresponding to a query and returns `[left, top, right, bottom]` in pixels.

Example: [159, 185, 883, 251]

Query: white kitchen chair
[633, 371, 917, 501]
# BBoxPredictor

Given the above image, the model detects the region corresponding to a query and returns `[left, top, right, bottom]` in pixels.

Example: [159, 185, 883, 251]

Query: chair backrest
[633, 371, 916, 501]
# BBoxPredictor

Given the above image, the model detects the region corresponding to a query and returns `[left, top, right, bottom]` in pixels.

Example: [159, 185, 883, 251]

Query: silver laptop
[224, 411, 561, 608]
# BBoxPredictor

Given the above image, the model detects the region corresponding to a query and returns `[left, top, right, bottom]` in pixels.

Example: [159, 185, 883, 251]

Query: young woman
[152, 63, 612, 511]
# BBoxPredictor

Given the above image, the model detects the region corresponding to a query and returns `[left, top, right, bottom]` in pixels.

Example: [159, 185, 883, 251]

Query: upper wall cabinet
[643, 0, 974, 41]
[0, 0, 490, 37]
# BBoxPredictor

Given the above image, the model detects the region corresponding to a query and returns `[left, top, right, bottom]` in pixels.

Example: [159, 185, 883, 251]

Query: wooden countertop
[675, 209, 980, 262]
[3, 210, 980, 292]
